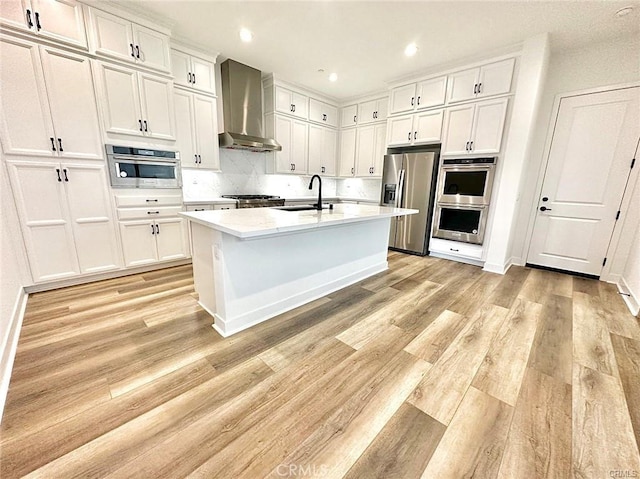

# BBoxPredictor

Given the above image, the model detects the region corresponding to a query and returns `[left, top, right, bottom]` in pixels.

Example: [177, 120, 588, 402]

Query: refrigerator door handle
[396, 169, 406, 208]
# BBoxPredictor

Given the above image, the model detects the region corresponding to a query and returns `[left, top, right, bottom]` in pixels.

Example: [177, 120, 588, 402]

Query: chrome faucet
[308, 175, 322, 210]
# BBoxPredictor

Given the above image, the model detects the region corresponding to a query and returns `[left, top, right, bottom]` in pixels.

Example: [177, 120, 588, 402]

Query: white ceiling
[118, 1, 640, 100]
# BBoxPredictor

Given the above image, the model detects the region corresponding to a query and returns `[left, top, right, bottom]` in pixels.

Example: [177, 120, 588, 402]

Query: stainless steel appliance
[433, 204, 489, 244]
[106, 145, 181, 189]
[218, 59, 281, 152]
[221, 194, 285, 208]
[380, 150, 439, 255]
[437, 157, 497, 205]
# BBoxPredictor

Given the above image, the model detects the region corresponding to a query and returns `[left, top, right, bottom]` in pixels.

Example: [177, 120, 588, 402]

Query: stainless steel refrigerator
[380, 149, 439, 255]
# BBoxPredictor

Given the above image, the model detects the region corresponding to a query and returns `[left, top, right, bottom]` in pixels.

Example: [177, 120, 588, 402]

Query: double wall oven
[433, 157, 497, 244]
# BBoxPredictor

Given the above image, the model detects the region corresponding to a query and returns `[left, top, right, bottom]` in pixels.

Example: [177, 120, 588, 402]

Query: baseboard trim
[618, 277, 640, 316]
[0, 287, 28, 423]
[429, 252, 484, 267]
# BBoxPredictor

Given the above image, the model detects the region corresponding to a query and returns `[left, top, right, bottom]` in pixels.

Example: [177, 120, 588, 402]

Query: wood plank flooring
[2, 253, 640, 478]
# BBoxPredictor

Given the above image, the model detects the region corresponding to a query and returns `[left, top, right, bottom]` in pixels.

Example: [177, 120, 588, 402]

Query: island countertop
[179, 204, 418, 239]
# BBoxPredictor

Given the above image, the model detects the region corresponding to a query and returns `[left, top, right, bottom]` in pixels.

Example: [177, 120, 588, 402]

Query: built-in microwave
[432, 204, 488, 244]
[437, 157, 497, 206]
[106, 145, 182, 189]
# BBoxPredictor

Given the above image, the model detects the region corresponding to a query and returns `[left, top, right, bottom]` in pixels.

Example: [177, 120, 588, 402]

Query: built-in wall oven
[106, 145, 182, 189]
[433, 157, 497, 245]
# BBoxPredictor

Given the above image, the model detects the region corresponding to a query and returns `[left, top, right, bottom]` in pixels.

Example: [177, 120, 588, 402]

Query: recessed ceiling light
[404, 43, 418, 57]
[329, 73, 338, 82]
[616, 6, 633, 16]
[239, 28, 253, 42]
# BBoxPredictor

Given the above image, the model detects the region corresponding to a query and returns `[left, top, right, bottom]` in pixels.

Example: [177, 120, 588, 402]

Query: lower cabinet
[7, 160, 121, 282]
[308, 124, 337, 176]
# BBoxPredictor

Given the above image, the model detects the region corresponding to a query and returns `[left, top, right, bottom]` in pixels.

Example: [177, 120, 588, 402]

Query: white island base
[183, 205, 417, 337]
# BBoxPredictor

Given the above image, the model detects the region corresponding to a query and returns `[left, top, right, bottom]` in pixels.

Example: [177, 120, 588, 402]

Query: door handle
[195, 154, 198, 164]
[321, 166, 325, 173]
[539, 206, 552, 212]
[63, 168, 68, 182]
[26, 9, 33, 28]
[351, 167, 354, 175]
[473, 84, 478, 94]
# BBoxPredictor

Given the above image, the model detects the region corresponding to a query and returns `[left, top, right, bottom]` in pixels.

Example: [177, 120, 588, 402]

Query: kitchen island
[180, 204, 418, 336]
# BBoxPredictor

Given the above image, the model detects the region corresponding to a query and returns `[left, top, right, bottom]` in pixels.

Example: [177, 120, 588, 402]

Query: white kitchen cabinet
[174, 88, 220, 170]
[442, 97, 508, 155]
[387, 110, 443, 147]
[340, 104, 358, 128]
[447, 58, 515, 103]
[95, 61, 175, 140]
[274, 85, 308, 119]
[119, 220, 158, 266]
[0, 0, 87, 49]
[338, 127, 357, 177]
[155, 218, 189, 261]
[308, 98, 338, 128]
[0, 37, 102, 159]
[389, 76, 447, 115]
[358, 97, 388, 125]
[355, 124, 386, 177]
[7, 160, 120, 282]
[308, 124, 337, 176]
[87, 6, 170, 72]
[265, 114, 308, 174]
[170, 48, 215, 94]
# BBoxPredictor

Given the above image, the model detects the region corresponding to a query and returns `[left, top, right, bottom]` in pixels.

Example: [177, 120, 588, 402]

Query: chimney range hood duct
[218, 59, 281, 152]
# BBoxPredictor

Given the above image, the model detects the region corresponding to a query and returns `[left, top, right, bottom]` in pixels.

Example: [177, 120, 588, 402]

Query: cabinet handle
[192, 73, 196, 84]
[351, 167, 354, 175]
[473, 84, 478, 95]
[450, 248, 459, 252]
[198, 154, 202, 164]
[56, 168, 62, 182]
[135, 45, 140, 59]
[145, 199, 158, 202]
[195, 154, 198, 164]
[63, 169, 68, 182]
[410, 97, 415, 106]
[139, 119, 143, 131]
[155, 224, 160, 234]
[408, 132, 411, 141]
[469, 141, 473, 151]
[188, 72, 192, 83]
[465, 141, 469, 151]
[143, 120, 148, 132]
[130, 43, 135, 58]
[195, 208, 205, 211]
[290, 104, 294, 112]
[292, 104, 296, 113]
[50, 137, 56, 151]
[414, 131, 417, 140]
[147, 211, 160, 215]
[34, 11, 41, 31]
[292, 163, 296, 171]
[417, 96, 421, 106]
[321, 166, 325, 173]
[353, 115, 357, 123]
[539, 206, 552, 212]
[477, 83, 482, 93]
[26, 9, 33, 28]
[151, 224, 155, 235]
[57, 138, 63, 152]
[322, 113, 327, 121]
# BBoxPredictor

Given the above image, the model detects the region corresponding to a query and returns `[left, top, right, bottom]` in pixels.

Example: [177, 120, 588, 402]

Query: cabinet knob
[139, 119, 143, 132]
[469, 141, 473, 151]
[542, 197, 549, 202]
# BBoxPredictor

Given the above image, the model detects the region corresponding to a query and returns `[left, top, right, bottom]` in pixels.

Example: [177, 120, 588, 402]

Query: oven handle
[110, 155, 179, 164]
[396, 169, 406, 208]
[440, 164, 494, 172]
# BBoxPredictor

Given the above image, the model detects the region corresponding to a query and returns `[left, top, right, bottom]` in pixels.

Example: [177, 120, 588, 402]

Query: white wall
[510, 33, 640, 266]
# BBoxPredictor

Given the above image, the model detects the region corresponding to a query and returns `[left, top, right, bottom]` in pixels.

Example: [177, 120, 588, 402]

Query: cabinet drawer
[117, 206, 182, 220]
[429, 238, 483, 259]
[115, 195, 182, 207]
[186, 204, 214, 211]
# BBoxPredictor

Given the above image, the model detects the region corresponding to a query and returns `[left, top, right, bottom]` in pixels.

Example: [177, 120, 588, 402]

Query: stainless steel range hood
[218, 59, 281, 152]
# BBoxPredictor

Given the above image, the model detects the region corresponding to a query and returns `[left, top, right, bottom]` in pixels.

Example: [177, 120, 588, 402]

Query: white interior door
[528, 87, 639, 276]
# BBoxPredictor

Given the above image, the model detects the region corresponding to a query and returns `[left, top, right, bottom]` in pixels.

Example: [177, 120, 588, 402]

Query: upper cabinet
[174, 89, 220, 170]
[447, 58, 515, 104]
[265, 114, 309, 174]
[308, 124, 337, 176]
[340, 104, 358, 128]
[389, 76, 447, 115]
[0, 36, 102, 159]
[308, 98, 338, 128]
[387, 110, 444, 148]
[170, 48, 216, 94]
[357, 97, 388, 125]
[272, 85, 308, 119]
[0, 0, 88, 49]
[87, 7, 171, 73]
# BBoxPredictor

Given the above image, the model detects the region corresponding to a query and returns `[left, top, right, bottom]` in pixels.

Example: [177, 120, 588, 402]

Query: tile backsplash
[182, 149, 380, 201]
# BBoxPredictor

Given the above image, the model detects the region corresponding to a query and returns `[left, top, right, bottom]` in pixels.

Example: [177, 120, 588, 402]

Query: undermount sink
[274, 204, 333, 212]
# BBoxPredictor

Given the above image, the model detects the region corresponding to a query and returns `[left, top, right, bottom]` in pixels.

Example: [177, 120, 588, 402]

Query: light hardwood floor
[2, 253, 640, 478]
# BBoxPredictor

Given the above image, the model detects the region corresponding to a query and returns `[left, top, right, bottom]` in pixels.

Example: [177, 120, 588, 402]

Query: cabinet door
[133, 23, 170, 72]
[389, 84, 417, 115]
[291, 119, 308, 173]
[0, 35, 55, 157]
[120, 220, 158, 267]
[291, 92, 308, 119]
[308, 123, 323, 175]
[156, 218, 189, 261]
[40, 46, 103, 160]
[470, 98, 508, 154]
[96, 62, 143, 137]
[371, 123, 386, 177]
[173, 89, 197, 167]
[309, 98, 337, 127]
[387, 116, 413, 147]
[191, 57, 216, 94]
[358, 100, 377, 125]
[273, 115, 293, 173]
[139, 73, 175, 140]
[170, 49, 191, 88]
[340, 104, 358, 128]
[0, 0, 31, 32]
[447, 68, 479, 104]
[194, 94, 220, 170]
[477, 58, 515, 98]
[338, 128, 356, 177]
[323, 128, 337, 176]
[275, 86, 293, 115]
[414, 110, 444, 145]
[416, 76, 447, 109]
[441, 104, 474, 155]
[88, 8, 134, 63]
[62, 162, 120, 273]
[7, 161, 80, 281]
[355, 125, 375, 177]
[374, 98, 388, 122]
[31, 0, 87, 49]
